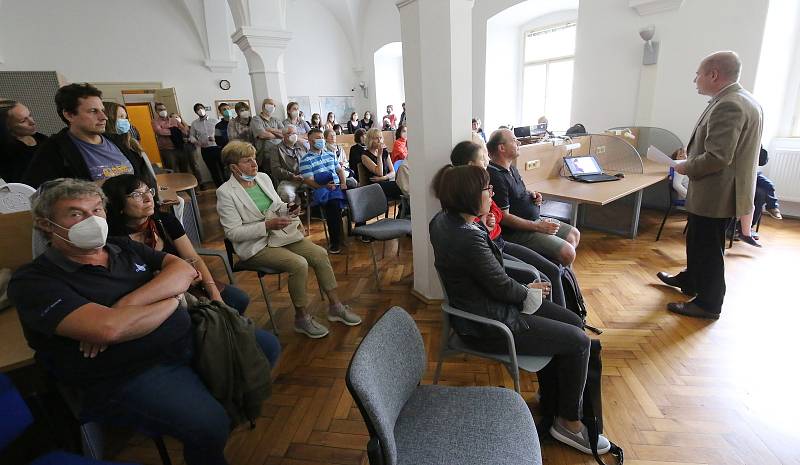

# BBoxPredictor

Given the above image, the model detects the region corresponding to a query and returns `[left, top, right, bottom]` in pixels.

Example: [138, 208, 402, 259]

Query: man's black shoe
[667, 301, 720, 320]
[656, 272, 696, 296]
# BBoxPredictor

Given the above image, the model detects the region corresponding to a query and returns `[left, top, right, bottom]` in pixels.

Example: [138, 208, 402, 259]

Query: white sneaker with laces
[294, 315, 329, 339]
[328, 304, 362, 326]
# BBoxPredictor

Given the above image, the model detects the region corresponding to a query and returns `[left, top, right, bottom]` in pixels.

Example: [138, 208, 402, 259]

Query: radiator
[764, 148, 800, 203]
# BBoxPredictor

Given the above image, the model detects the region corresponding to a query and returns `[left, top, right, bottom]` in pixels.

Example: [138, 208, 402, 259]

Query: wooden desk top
[528, 172, 667, 206]
[0, 308, 34, 372]
[156, 173, 198, 192]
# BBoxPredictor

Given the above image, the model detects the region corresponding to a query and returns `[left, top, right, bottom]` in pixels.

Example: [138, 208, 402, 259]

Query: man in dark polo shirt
[7, 178, 230, 465]
[22, 83, 156, 189]
[487, 129, 581, 266]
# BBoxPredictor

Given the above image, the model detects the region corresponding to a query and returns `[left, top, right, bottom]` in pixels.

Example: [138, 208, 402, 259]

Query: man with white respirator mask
[8, 178, 275, 465]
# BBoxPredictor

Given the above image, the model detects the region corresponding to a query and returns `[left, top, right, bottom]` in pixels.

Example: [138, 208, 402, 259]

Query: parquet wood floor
[114, 190, 800, 465]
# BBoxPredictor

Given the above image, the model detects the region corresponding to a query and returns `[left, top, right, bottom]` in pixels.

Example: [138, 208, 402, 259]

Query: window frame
[520, 21, 577, 127]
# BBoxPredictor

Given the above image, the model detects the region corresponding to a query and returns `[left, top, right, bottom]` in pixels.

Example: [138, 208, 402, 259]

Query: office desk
[528, 171, 667, 238]
[0, 308, 34, 372]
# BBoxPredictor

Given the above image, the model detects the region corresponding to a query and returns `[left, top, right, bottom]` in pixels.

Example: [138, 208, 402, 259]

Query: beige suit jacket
[216, 173, 297, 261]
[684, 83, 763, 218]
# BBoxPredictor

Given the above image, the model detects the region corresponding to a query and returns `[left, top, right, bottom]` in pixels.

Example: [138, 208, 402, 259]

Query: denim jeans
[83, 330, 280, 465]
[220, 284, 250, 315]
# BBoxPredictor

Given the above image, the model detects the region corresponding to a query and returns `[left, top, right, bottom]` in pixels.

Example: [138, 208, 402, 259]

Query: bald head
[695, 51, 741, 96]
[701, 51, 741, 82]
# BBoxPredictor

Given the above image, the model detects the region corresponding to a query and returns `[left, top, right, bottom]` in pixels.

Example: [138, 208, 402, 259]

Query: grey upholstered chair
[345, 184, 412, 289]
[434, 272, 552, 393]
[347, 307, 542, 465]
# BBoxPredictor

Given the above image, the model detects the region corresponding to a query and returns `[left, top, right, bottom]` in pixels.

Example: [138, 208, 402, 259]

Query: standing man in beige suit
[657, 51, 763, 319]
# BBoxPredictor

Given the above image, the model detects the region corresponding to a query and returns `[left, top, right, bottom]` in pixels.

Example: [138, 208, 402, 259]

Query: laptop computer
[513, 125, 531, 138]
[563, 156, 621, 183]
[531, 122, 548, 136]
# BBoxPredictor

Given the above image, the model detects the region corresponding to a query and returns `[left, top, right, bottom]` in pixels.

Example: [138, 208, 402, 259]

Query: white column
[231, 27, 292, 118]
[397, 0, 474, 300]
[227, 0, 291, 118]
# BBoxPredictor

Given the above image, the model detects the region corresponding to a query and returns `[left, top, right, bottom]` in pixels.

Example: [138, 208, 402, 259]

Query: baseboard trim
[411, 289, 443, 305]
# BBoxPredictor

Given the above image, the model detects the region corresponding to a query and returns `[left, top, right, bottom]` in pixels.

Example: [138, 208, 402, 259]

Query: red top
[474, 200, 503, 241]
[391, 137, 408, 164]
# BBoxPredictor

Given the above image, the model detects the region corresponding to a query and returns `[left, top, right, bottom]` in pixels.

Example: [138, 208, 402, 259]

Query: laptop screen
[564, 156, 603, 176]
[513, 126, 531, 138]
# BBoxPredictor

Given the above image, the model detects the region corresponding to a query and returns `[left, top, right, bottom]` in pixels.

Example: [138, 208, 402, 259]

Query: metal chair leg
[369, 242, 380, 290]
[258, 276, 279, 335]
[153, 436, 173, 465]
[656, 204, 673, 241]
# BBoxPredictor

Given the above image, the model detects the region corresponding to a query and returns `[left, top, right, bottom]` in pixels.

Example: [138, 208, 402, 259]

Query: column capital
[231, 27, 293, 50]
[396, 0, 473, 9]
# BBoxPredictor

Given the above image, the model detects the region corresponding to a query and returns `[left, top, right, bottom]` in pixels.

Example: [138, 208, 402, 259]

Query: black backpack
[538, 339, 624, 464]
[560, 266, 602, 334]
[565, 123, 587, 136]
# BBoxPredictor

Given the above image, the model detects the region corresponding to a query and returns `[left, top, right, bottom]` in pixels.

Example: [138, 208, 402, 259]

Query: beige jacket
[216, 173, 303, 260]
[684, 83, 763, 218]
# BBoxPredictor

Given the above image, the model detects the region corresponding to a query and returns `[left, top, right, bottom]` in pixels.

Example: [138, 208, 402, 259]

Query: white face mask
[197, 109, 206, 117]
[264, 104, 275, 114]
[288, 134, 299, 144]
[48, 215, 108, 250]
[158, 110, 168, 118]
[290, 110, 299, 119]
[239, 111, 250, 119]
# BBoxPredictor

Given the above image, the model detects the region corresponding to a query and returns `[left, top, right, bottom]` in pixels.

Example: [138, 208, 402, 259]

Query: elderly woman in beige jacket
[216, 141, 361, 338]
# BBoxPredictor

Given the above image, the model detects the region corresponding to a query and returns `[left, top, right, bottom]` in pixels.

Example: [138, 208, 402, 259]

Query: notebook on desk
[564, 156, 621, 183]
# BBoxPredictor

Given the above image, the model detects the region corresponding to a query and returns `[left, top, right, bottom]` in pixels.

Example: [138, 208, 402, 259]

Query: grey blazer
[684, 83, 763, 218]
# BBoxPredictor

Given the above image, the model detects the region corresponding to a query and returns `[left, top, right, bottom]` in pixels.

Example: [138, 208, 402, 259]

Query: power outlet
[596, 145, 606, 154]
[525, 159, 541, 170]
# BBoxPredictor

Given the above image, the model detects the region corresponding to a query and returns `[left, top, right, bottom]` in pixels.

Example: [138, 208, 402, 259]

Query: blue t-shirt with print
[69, 133, 134, 181]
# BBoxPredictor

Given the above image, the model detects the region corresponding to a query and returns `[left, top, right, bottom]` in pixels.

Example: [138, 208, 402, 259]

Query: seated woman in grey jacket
[216, 141, 361, 339]
[449, 140, 565, 306]
[428, 165, 610, 456]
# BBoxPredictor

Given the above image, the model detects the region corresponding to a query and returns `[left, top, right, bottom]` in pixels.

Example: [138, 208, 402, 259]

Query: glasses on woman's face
[482, 184, 494, 194]
[127, 187, 156, 202]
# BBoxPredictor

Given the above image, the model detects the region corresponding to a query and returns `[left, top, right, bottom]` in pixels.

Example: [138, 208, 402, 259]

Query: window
[521, 22, 576, 132]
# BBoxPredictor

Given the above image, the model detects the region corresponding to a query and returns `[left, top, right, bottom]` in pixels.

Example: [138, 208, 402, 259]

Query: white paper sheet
[646, 145, 678, 167]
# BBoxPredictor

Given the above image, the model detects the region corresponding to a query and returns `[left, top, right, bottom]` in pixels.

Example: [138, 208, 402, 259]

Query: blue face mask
[115, 118, 131, 134]
[224, 109, 235, 119]
[313, 139, 325, 150]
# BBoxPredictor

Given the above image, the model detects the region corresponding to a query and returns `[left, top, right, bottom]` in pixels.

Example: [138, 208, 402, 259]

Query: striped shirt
[299, 150, 340, 185]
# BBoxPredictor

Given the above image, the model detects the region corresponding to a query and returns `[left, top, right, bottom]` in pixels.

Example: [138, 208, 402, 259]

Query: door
[127, 103, 162, 165]
[154, 87, 181, 117]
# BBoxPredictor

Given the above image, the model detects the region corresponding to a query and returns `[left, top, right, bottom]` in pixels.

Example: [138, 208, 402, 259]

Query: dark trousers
[679, 213, 728, 314]
[752, 172, 778, 225]
[502, 241, 565, 307]
[466, 301, 589, 420]
[320, 202, 344, 249]
[201, 146, 226, 187]
[82, 331, 280, 465]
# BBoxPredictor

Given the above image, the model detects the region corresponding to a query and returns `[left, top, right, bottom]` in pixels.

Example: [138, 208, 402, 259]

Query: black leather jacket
[429, 211, 530, 339]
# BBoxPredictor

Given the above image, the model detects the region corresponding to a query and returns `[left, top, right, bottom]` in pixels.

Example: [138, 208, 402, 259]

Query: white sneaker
[293, 315, 329, 339]
[550, 422, 611, 455]
[328, 304, 362, 326]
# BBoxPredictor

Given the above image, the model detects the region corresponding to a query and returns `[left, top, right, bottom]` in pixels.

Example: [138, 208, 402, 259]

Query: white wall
[359, 0, 403, 118]
[572, 0, 769, 143]
[0, 0, 253, 121]
[0, 0, 360, 124]
[283, 0, 361, 118]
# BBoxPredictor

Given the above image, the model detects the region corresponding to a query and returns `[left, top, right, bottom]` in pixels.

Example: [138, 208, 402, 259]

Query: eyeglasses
[127, 187, 156, 202]
[482, 184, 494, 193]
